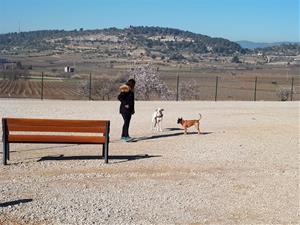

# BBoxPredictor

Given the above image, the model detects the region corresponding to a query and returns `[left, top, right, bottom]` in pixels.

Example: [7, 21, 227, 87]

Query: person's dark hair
[126, 79, 136, 89]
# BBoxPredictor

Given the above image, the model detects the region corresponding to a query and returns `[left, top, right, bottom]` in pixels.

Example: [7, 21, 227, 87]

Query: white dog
[152, 108, 164, 132]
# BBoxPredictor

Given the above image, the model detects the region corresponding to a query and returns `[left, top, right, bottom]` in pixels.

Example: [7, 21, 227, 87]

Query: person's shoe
[123, 137, 132, 141]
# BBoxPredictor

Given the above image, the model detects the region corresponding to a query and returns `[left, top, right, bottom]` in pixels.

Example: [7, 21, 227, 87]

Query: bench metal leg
[102, 144, 105, 159]
[2, 118, 8, 165]
[104, 142, 109, 164]
[3, 141, 7, 165]
[7, 143, 10, 161]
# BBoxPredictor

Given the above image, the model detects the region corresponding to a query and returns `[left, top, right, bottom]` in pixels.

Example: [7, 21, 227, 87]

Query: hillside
[253, 43, 300, 56]
[0, 26, 243, 62]
[236, 40, 300, 49]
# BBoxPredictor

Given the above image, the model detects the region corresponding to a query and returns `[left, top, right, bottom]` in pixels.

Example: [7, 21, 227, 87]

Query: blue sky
[0, 0, 299, 42]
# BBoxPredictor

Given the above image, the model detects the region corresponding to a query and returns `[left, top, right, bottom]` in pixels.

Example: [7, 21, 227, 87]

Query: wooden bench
[2, 118, 110, 165]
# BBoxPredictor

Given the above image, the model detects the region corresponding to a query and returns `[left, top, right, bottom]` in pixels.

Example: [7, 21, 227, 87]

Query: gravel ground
[0, 99, 299, 225]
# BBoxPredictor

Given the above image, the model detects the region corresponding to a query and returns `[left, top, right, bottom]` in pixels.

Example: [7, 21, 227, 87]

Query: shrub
[231, 55, 241, 63]
[80, 77, 118, 100]
[276, 87, 294, 101]
[179, 79, 200, 100]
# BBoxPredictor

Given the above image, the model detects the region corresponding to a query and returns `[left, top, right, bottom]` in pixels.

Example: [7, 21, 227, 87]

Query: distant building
[257, 52, 263, 56]
[64, 66, 75, 73]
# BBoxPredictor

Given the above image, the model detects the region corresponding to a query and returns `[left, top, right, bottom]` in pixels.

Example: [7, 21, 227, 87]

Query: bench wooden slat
[8, 135, 106, 144]
[8, 125, 107, 133]
[7, 118, 109, 127]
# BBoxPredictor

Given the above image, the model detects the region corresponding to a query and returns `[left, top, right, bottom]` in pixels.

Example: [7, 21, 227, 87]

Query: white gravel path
[0, 99, 299, 225]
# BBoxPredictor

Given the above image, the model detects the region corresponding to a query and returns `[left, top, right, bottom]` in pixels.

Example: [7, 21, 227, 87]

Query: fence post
[290, 77, 294, 101]
[89, 73, 92, 100]
[254, 76, 257, 101]
[41, 72, 44, 100]
[215, 76, 218, 101]
[176, 74, 179, 101]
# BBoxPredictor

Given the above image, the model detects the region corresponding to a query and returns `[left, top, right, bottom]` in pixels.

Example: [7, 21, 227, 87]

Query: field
[1, 53, 300, 101]
[0, 99, 299, 225]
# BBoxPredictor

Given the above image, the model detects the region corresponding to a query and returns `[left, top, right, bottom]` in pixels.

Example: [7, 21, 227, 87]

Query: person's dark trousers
[121, 113, 132, 137]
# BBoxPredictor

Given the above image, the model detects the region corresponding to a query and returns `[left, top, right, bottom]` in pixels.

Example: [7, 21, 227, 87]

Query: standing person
[118, 79, 135, 141]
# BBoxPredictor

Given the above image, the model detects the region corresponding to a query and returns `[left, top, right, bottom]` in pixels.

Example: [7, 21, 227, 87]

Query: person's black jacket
[118, 84, 135, 115]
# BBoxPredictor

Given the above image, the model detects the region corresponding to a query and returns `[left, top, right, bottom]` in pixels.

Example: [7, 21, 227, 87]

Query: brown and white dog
[177, 113, 202, 135]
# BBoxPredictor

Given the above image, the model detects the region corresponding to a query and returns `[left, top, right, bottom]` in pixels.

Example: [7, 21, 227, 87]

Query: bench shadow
[110, 154, 161, 164]
[37, 154, 161, 163]
[0, 199, 32, 208]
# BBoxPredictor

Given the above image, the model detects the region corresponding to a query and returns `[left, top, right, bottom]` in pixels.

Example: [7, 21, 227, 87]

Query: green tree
[231, 55, 240, 63]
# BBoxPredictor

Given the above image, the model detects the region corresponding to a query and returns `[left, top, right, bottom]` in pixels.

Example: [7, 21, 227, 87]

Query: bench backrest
[2, 118, 110, 144]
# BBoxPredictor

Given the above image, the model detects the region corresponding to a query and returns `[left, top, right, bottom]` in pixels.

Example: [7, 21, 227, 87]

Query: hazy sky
[0, 0, 299, 42]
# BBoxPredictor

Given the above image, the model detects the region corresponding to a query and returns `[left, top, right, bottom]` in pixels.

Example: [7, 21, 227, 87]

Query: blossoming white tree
[129, 63, 174, 100]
